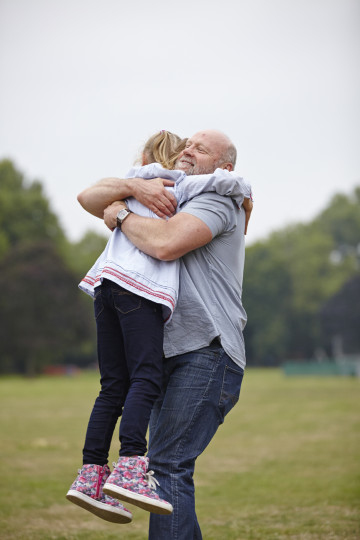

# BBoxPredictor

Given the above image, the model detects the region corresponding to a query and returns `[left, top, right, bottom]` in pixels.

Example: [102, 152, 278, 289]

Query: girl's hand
[242, 198, 253, 235]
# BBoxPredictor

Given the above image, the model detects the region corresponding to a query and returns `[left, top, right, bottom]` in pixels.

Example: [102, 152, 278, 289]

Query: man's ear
[222, 163, 233, 172]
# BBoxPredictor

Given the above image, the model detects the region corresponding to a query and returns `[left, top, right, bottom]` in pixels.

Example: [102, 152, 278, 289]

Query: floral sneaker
[66, 464, 132, 524]
[103, 456, 173, 515]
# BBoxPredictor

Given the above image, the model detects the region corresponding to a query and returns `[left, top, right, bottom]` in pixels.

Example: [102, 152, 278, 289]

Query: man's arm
[104, 201, 212, 261]
[77, 177, 178, 219]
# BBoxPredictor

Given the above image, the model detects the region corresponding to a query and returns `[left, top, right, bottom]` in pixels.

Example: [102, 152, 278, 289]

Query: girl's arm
[77, 176, 177, 219]
[242, 197, 253, 235]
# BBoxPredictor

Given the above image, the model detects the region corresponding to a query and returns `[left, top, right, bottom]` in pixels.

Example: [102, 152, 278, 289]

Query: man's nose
[184, 145, 194, 156]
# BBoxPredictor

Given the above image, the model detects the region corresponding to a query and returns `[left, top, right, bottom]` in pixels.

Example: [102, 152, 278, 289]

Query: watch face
[117, 208, 130, 228]
[118, 209, 128, 220]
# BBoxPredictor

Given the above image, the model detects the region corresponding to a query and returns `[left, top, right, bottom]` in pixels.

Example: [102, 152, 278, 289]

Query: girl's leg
[67, 281, 133, 521]
[109, 286, 164, 457]
[83, 281, 129, 465]
[101, 286, 172, 514]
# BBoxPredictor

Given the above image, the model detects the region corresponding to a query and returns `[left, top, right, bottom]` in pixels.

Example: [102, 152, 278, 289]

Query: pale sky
[1, 0, 359, 245]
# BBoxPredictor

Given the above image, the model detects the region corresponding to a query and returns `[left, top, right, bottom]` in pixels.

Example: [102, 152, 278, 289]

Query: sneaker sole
[66, 489, 132, 524]
[103, 483, 173, 515]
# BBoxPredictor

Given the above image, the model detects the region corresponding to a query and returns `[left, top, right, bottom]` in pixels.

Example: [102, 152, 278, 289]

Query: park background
[0, 0, 359, 538]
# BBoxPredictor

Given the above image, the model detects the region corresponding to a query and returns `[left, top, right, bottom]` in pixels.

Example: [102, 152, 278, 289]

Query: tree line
[0, 159, 359, 374]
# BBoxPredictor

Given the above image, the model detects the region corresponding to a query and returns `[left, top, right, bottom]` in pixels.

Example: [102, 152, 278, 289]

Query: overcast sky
[1, 0, 359, 245]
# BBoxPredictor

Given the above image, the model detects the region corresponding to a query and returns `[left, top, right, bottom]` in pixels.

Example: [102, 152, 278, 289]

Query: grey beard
[175, 159, 218, 176]
[190, 164, 217, 175]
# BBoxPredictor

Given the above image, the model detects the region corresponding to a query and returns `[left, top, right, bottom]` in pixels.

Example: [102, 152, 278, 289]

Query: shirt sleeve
[125, 163, 184, 181]
[176, 169, 253, 208]
[179, 192, 239, 238]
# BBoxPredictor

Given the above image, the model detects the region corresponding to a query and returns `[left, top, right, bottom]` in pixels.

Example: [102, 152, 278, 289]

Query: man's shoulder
[180, 192, 240, 236]
[180, 191, 236, 211]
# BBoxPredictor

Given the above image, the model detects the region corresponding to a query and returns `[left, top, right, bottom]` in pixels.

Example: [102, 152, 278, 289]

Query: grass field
[0, 368, 359, 540]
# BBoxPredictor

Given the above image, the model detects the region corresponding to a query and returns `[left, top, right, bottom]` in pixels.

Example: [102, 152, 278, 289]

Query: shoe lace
[145, 469, 160, 491]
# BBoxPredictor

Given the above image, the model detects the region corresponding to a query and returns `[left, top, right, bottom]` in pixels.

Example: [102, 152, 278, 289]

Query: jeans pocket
[218, 364, 244, 422]
[113, 289, 142, 315]
[94, 288, 104, 320]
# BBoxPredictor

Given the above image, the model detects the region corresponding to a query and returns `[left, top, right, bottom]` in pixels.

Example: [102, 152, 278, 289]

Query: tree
[320, 275, 360, 355]
[243, 186, 360, 364]
[61, 230, 108, 279]
[243, 239, 293, 364]
[0, 159, 65, 260]
[315, 189, 360, 247]
[0, 159, 97, 374]
[0, 241, 95, 375]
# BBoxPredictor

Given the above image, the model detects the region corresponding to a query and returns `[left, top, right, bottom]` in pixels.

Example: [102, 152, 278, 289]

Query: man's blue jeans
[148, 340, 244, 540]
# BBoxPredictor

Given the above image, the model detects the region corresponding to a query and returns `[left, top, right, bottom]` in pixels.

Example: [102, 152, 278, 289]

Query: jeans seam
[171, 472, 179, 540]
[218, 362, 243, 421]
[173, 353, 221, 463]
[94, 289, 104, 320]
[112, 289, 142, 315]
[168, 352, 220, 540]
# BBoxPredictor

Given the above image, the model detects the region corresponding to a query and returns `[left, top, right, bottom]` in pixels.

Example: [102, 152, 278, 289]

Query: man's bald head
[175, 130, 237, 175]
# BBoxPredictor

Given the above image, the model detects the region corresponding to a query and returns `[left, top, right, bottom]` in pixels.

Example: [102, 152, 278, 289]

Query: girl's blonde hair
[142, 131, 187, 170]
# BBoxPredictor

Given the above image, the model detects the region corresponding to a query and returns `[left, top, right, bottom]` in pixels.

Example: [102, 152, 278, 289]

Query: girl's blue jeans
[148, 341, 244, 540]
[82, 279, 164, 463]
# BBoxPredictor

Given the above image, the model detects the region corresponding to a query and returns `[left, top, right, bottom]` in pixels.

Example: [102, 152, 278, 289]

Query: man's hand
[132, 177, 177, 218]
[104, 201, 127, 231]
[242, 198, 253, 235]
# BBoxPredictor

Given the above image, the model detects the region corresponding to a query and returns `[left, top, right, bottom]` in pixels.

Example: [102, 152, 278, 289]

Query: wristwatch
[116, 208, 132, 229]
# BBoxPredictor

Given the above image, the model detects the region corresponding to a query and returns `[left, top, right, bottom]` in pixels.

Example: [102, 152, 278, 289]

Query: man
[78, 129, 250, 539]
